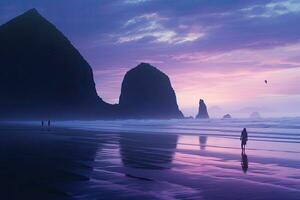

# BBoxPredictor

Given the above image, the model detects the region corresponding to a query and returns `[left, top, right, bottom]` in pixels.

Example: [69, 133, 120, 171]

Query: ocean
[4, 118, 300, 199]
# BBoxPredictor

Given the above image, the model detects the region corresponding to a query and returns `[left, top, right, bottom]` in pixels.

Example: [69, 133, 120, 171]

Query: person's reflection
[119, 133, 178, 170]
[241, 151, 249, 173]
[199, 136, 207, 150]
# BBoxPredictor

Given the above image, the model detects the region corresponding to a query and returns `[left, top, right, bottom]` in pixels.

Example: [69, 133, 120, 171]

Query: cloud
[135, 59, 164, 64]
[169, 43, 300, 73]
[124, 0, 151, 4]
[241, 0, 300, 18]
[1, 0, 300, 116]
[115, 13, 205, 44]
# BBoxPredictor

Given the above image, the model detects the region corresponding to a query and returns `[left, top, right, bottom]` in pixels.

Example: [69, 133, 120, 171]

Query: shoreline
[0, 122, 299, 199]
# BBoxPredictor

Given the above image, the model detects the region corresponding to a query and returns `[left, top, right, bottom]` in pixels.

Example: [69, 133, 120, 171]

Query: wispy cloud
[242, 0, 300, 18]
[1, 0, 300, 116]
[116, 13, 204, 44]
[124, 0, 151, 4]
[170, 43, 300, 73]
[135, 59, 164, 64]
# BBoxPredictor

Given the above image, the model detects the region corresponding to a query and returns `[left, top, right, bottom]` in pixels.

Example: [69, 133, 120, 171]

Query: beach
[1, 118, 300, 200]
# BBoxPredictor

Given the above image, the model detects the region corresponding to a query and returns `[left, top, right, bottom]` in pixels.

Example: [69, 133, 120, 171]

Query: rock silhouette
[196, 99, 209, 119]
[119, 63, 183, 119]
[222, 114, 232, 119]
[0, 9, 185, 120]
[0, 9, 114, 119]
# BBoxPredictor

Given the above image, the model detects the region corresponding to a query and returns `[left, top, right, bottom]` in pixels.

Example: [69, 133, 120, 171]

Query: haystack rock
[119, 63, 184, 119]
[0, 9, 114, 119]
[196, 99, 209, 119]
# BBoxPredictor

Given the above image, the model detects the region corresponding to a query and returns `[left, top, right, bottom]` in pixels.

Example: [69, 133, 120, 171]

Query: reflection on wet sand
[241, 151, 249, 173]
[119, 133, 178, 169]
[199, 136, 208, 150]
[2, 123, 300, 200]
[0, 126, 102, 199]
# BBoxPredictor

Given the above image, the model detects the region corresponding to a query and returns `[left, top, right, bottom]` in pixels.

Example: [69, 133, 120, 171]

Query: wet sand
[0, 122, 300, 200]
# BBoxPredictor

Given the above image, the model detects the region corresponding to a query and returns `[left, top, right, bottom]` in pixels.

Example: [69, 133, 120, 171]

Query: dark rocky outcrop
[118, 63, 183, 119]
[0, 9, 186, 120]
[0, 9, 115, 119]
[196, 99, 209, 119]
[222, 114, 232, 119]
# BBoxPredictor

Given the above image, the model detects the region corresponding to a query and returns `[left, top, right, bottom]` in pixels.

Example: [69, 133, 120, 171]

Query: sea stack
[119, 63, 184, 119]
[0, 9, 114, 119]
[222, 114, 232, 119]
[196, 99, 209, 119]
[250, 112, 261, 119]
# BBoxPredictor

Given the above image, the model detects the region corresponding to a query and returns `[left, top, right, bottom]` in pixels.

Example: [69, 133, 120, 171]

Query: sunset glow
[1, 0, 299, 117]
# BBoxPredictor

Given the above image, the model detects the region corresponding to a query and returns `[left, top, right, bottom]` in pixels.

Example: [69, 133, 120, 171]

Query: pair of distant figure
[41, 120, 51, 127]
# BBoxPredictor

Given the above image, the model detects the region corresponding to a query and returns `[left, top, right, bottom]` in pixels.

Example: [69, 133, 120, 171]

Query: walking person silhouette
[240, 128, 248, 152]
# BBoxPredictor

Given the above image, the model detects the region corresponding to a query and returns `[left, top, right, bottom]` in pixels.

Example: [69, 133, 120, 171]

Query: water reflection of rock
[241, 152, 249, 173]
[0, 128, 102, 199]
[119, 133, 178, 169]
[199, 136, 208, 150]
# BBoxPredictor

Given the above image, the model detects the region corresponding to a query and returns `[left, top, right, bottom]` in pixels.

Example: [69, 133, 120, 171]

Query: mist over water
[52, 117, 298, 136]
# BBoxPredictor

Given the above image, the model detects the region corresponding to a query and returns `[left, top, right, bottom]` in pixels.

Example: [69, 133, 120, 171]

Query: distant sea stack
[0, 9, 114, 119]
[250, 112, 261, 119]
[119, 63, 184, 119]
[196, 99, 209, 119]
[222, 114, 232, 119]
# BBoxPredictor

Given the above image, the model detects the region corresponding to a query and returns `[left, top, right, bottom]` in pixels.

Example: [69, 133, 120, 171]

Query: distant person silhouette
[47, 120, 51, 131]
[240, 128, 248, 151]
[241, 151, 248, 173]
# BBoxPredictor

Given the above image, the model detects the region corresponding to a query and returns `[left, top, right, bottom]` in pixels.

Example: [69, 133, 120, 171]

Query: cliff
[0, 9, 186, 120]
[0, 9, 114, 119]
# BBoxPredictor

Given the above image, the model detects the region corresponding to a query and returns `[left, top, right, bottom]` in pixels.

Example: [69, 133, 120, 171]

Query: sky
[1, 0, 300, 117]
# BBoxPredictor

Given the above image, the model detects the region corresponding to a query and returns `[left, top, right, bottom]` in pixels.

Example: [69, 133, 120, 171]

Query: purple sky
[1, 0, 300, 117]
